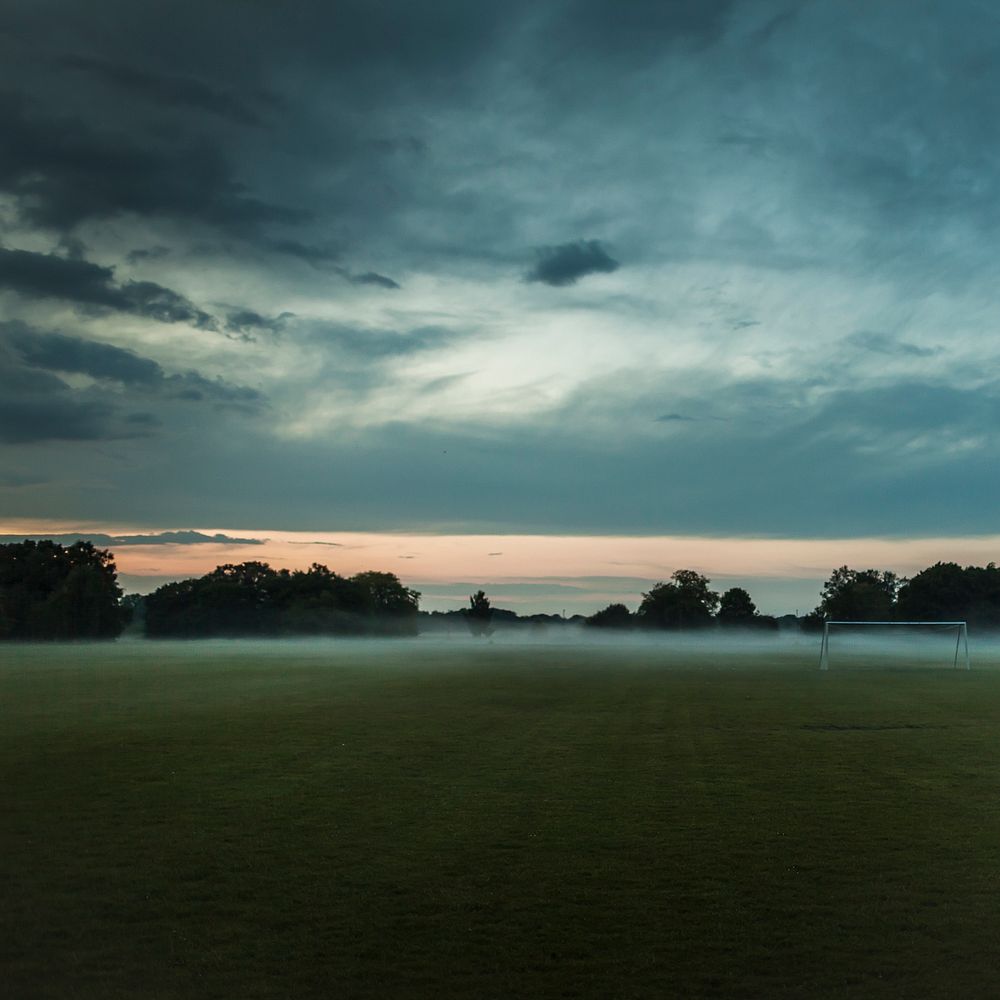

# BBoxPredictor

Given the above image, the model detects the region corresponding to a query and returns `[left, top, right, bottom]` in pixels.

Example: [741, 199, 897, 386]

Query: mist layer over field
[6, 638, 1000, 999]
[21, 624, 995, 671]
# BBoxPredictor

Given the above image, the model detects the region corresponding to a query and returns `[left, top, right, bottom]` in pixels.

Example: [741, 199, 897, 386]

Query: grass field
[4, 635, 1000, 999]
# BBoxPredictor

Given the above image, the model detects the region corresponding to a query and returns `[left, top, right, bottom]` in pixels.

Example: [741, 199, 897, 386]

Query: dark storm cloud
[3, 321, 264, 407]
[0, 351, 122, 443]
[59, 55, 278, 126]
[526, 241, 620, 286]
[0, 322, 265, 446]
[0, 248, 217, 329]
[0, 92, 300, 233]
[4, 323, 162, 384]
[0, 530, 264, 546]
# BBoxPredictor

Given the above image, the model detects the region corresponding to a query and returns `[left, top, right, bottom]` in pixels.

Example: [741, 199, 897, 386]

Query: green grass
[4, 638, 1000, 999]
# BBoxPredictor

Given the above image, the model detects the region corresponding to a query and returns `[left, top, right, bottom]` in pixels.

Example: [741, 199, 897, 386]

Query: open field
[4, 635, 1000, 999]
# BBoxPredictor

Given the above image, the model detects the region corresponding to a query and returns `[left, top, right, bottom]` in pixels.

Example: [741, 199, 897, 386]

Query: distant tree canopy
[895, 562, 1000, 629]
[144, 562, 420, 637]
[718, 586, 779, 630]
[717, 586, 756, 623]
[636, 570, 720, 629]
[15, 540, 1000, 642]
[466, 590, 493, 637]
[717, 587, 757, 626]
[586, 602, 633, 628]
[813, 566, 901, 622]
[805, 563, 1000, 630]
[0, 540, 125, 640]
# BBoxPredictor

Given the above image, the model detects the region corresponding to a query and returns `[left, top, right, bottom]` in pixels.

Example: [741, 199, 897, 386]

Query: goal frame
[818, 620, 970, 671]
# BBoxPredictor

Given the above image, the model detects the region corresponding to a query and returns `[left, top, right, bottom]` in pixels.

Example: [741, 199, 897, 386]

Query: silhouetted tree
[0, 540, 125, 639]
[636, 570, 719, 629]
[145, 562, 420, 637]
[586, 603, 632, 628]
[349, 571, 421, 635]
[813, 566, 899, 621]
[895, 562, 1000, 629]
[467, 589, 493, 637]
[717, 587, 757, 626]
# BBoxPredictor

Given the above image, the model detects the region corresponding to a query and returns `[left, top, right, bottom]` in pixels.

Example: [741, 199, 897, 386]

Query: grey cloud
[846, 331, 939, 359]
[55, 234, 87, 260]
[225, 309, 293, 337]
[5, 323, 264, 407]
[59, 55, 278, 126]
[125, 246, 170, 264]
[4, 323, 163, 384]
[0, 345, 125, 443]
[0, 530, 264, 546]
[121, 282, 217, 327]
[0, 323, 265, 439]
[350, 271, 401, 290]
[0, 247, 123, 303]
[526, 240, 620, 286]
[162, 372, 265, 411]
[0, 247, 216, 329]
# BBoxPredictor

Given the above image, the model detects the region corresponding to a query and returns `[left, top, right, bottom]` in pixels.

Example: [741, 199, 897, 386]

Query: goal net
[818, 621, 970, 671]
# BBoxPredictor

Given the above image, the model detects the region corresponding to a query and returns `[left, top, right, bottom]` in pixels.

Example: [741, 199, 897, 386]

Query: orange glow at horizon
[3, 520, 1000, 588]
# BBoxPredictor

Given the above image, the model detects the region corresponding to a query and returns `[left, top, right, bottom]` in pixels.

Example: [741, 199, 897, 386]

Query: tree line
[144, 562, 420, 637]
[0, 541, 419, 640]
[804, 563, 1000, 629]
[586, 563, 1000, 631]
[585, 570, 779, 630]
[0, 540, 125, 639]
[4, 539, 1000, 640]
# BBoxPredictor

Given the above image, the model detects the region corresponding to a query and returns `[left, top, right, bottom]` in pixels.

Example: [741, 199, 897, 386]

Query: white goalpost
[818, 620, 970, 671]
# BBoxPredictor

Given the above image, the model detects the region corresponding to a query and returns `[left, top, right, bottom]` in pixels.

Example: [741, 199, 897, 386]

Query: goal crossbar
[818, 620, 970, 671]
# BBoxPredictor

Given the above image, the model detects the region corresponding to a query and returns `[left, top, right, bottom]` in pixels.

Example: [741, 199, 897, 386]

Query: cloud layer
[1, 0, 998, 549]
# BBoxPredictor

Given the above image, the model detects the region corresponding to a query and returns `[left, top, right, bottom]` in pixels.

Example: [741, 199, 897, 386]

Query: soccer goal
[818, 621, 970, 671]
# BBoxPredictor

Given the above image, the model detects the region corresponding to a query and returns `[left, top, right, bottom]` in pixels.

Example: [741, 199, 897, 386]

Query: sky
[2, 0, 1000, 615]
